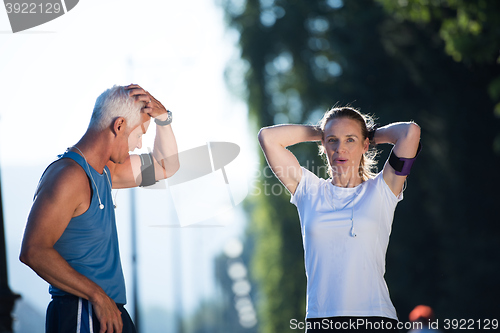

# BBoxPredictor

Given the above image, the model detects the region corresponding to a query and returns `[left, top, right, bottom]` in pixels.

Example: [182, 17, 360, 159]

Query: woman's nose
[335, 142, 345, 153]
[137, 137, 142, 149]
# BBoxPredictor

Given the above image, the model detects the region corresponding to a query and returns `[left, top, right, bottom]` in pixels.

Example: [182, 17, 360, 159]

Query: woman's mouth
[333, 158, 348, 164]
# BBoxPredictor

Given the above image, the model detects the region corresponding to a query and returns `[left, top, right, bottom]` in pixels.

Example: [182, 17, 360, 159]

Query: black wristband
[367, 125, 378, 143]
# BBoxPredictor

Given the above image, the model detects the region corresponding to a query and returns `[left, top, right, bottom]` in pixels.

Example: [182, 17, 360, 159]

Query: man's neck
[71, 130, 112, 174]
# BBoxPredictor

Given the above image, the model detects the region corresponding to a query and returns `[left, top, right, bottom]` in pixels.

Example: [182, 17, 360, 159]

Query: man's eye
[347, 138, 354, 143]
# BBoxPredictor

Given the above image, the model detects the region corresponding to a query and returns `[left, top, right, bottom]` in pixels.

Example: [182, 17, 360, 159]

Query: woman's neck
[331, 172, 364, 188]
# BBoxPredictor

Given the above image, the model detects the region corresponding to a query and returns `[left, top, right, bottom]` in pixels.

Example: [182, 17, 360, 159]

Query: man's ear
[112, 117, 127, 136]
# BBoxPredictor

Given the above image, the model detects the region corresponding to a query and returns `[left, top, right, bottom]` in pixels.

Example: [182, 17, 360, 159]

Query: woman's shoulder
[300, 166, 330, 185]
[293, 166, 329, 199]
[366, 170, 404, 202]
[363, 171, 385, 189]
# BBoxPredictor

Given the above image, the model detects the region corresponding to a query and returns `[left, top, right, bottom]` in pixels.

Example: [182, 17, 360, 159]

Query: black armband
[389, 142, 422, 176]
[139, 153, 157, 187]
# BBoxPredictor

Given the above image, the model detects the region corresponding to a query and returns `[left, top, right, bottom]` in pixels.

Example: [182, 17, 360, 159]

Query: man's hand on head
[124, 83, 150, 110]
[125, 84, 167, 119]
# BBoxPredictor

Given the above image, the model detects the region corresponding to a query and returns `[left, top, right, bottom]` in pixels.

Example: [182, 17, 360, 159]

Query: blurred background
[1, 0, 499, 332]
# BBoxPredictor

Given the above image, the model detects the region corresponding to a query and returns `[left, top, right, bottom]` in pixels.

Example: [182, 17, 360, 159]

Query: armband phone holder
[388, 142, 422, 176]
[139, 153, 158, 187]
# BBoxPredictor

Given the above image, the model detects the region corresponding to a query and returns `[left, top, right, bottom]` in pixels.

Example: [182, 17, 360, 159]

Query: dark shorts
[46, 295, 136, 333]
[306, 317, 400, 332]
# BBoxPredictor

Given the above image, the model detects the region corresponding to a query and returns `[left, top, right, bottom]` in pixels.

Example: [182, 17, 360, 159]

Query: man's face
[112, 112, 151, 164]
[128, 119, 150, 152]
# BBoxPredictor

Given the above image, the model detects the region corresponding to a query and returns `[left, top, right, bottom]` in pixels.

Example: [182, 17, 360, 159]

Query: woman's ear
[363, 137, 369, 153]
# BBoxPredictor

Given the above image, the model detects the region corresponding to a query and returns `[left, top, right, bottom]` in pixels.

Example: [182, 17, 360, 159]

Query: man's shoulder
[38, 158, 90, 195]
[45, 157, 86, 179]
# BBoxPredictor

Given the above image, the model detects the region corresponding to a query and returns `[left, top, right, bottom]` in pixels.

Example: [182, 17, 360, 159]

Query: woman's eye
[347, 138, 354, 143]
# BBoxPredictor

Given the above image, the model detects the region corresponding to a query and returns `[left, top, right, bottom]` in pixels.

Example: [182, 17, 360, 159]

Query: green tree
[376, 0, 500, 124]
[375, 0, 500, 64]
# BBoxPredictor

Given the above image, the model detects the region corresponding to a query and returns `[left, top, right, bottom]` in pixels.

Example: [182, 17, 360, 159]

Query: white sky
[0, 1, 259, 331]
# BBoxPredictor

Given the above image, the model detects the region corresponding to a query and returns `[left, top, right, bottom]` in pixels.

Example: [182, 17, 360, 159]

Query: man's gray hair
[88, 85, 142, 131]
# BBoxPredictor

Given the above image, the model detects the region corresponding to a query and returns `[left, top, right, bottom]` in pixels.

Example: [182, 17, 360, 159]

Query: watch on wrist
[154, 110, 172, 126]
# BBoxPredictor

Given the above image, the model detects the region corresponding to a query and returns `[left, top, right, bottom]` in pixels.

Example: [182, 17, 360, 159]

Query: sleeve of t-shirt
[290, 167, 321, 207]
[377, 171, 404, 206]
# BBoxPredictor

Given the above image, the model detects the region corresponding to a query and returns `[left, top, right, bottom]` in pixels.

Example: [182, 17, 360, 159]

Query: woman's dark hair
[318, 106, 378, 180]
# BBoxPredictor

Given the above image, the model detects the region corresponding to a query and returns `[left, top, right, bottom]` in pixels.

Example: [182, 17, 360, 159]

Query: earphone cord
[332, 188, 360, 238]
[349, 189, 360, 238]
[103, 168, 117, 208]
[71, 146, 106, 209]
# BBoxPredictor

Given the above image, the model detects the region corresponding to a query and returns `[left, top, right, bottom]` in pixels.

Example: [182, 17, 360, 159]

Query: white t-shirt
[290, 167, 403, 320]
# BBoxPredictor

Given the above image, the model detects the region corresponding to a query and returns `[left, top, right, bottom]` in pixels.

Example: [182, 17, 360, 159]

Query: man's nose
[136, 137, 142, 149]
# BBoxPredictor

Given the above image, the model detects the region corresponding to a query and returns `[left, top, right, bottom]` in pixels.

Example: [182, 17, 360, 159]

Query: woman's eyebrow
[326, 134, 359, 138]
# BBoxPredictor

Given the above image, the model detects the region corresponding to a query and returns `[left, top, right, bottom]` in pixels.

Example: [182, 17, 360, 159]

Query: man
[20, 84, 179, 333]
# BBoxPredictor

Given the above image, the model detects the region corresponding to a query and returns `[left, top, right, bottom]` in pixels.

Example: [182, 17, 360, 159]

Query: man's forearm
[21, 246, 106, 302]
[21, 244, 123, 328]
[152, 115, 180, 179]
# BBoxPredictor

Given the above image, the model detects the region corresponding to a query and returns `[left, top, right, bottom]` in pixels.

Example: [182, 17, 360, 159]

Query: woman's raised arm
[374, 122, 421, 196]
[258, 124, 322, 194]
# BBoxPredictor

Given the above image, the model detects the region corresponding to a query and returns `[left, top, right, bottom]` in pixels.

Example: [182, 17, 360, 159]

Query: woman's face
[322, 117, 369, 177]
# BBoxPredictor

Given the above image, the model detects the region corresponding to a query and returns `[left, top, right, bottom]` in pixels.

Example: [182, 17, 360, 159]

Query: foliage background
[219, 0, 500, 332]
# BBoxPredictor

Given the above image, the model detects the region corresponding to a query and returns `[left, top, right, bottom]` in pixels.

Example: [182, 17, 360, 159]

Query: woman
[258, 107, 421, 332]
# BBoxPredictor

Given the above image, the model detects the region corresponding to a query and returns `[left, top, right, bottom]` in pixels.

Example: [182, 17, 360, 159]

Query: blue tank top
[48, 151, 127, 304]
